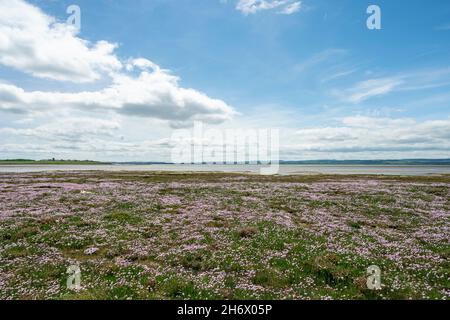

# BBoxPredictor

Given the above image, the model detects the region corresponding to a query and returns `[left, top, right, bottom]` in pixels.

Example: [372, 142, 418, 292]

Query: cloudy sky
[1, 0, 450, 161]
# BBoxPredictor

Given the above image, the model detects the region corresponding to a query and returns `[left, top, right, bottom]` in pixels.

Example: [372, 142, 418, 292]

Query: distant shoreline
[2, 163, 450, 176]
[1, 159, 450, 166]
[0, 160, 108, 165]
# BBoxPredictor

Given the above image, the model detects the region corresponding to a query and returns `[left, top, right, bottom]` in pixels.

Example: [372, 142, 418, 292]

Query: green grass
[0, 172, 449, 300]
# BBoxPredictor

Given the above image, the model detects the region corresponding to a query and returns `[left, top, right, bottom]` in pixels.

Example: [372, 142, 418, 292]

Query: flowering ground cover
[0, 171, 448, 300]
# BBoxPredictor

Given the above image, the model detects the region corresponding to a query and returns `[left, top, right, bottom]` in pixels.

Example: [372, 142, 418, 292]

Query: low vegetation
[0, 172, 449, 300]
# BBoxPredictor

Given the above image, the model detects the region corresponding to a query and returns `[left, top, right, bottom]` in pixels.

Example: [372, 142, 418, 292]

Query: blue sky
[1, 0, 450, 161]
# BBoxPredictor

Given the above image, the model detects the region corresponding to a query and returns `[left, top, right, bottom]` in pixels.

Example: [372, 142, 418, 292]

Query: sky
[0, 0, 450, 161]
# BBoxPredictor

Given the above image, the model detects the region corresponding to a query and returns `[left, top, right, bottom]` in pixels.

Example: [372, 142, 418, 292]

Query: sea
[1, 164, 450, 176]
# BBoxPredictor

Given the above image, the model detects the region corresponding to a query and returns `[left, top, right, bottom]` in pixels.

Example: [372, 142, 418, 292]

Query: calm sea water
[1, 164, 450, 176]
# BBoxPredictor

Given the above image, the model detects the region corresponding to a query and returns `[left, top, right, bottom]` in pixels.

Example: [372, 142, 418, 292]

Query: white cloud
[0, 138, 174, 161]
[236, 0, 302, 15]
[0, 0, 235, 128]
[1, 1, 449, 162]
[0, 117, 176, 161]
[0, 0, 122, 83]
[279, 1, 301, 15]
[0, 68, 235, 127]
[293, 116, 450, 154]
[295, 49, 347, 73]
[0, 118, 120, 142]
[345, 78, 403, 103]
[339, 68, 450, 104]
[3, 115, 450, 161]
[125, 58, 161, 72]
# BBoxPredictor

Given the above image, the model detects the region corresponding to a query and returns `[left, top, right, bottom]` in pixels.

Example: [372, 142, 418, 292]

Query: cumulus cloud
[3, 115, 450, 160]
[293, 116, 450, 153]
[0, 122, 175, 160]
[236, 0, 302, 15]
[0, 0, 235, 127]
[0, 118, 120, 142]
[0, 68, 235, 127]
[0, 0, 122, 83]
[0, 113, 177, 160]
[125, 58, 161, 72]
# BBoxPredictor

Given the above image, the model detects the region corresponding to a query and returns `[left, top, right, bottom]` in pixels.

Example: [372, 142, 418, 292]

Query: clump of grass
[237, 227, 258, 238]
[5, 246, 29, 259]
[163, 278, 196, 298]
[157, 276, 217, 299]
[38, 216, 59, 227]
[103, 210, 142, 224]
[205, 216, 228, 228]
[180, 251, 214, 271]
[302, 253, 354, 288]
[270, 257, 290, 270]
[252, 269, 288, 288]
[5, 226, 40, 242]
[141, 224, 162, 238]
[116, 202, 135, 210]
[347, 221, 362, 229]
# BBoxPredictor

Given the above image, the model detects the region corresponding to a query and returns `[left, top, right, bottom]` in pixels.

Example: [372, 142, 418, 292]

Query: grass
[0, 171, 449, 300]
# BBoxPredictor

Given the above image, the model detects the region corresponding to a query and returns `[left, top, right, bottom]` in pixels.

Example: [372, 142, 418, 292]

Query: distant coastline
[0, 159, 108, 165]
[1, 159, 450, 166]
[279, 159, 450, 165]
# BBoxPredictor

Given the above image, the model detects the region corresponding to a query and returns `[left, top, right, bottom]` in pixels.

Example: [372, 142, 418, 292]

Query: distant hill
[112, 162, 172, 165]
[279, 159, 450, 165]
[114, 159, 450, 165]
[0, 159, 109, 165]
[2, 159, 450, 166]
